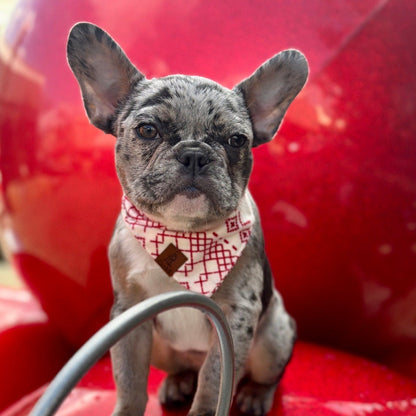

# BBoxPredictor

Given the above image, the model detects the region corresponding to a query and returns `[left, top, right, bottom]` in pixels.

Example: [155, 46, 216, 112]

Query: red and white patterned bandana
[122, 192, 255, 297]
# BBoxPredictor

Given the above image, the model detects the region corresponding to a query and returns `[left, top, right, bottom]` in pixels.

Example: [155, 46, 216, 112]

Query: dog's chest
[118, 225, 212, 352]
[154, 307, 212, 352]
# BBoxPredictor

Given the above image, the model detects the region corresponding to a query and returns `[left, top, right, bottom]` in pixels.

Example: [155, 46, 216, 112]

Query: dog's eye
[135, 123, 159, 140]
[227, 134, 247, 148]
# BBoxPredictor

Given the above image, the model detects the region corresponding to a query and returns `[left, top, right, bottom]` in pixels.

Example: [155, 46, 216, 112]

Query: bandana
[122, 192, 255, 296]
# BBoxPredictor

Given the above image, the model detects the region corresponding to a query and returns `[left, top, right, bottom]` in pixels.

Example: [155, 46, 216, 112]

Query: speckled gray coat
[67, 22, 308, 416]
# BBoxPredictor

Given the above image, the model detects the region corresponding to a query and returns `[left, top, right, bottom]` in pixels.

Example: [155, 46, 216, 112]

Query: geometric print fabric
[122, 192, 255, 296]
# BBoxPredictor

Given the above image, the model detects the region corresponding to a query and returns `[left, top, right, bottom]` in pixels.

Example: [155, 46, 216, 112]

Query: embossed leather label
[155, 243, 188, 276]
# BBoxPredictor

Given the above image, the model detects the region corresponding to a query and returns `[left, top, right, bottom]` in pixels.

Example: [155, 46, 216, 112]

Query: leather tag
[155, 243, 188, 276]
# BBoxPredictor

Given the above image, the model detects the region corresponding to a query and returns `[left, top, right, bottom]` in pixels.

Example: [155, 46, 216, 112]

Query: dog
[67, 22, 308, 416]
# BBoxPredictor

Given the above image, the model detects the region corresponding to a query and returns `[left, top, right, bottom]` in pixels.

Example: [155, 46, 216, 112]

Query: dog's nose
[176, 149, 210, 175]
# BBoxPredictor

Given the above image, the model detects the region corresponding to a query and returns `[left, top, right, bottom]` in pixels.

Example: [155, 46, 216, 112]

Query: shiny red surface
[0, 288, 73, 411]
[4, 344, 416, 416]
[0, 0, 415, 397]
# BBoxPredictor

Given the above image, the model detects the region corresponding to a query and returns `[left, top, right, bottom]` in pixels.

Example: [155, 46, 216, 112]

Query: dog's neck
[121, 192, 255, 296]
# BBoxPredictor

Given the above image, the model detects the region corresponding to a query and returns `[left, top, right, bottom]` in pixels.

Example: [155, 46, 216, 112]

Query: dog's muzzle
[174, 142, 213, 176]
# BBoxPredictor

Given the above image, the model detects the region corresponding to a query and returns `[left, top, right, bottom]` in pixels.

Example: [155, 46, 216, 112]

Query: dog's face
[67, 23, 308, 230]
[113, 75, 254, 229]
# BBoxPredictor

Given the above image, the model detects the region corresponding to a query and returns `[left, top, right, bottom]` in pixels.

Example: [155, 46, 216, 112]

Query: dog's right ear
[67, 22, 144, 134]
[235, 50, 308, 147]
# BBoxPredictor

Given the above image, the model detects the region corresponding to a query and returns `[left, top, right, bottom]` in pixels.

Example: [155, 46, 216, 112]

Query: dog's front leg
[110, 297, 153, 416]
[188, 304, 258, 416]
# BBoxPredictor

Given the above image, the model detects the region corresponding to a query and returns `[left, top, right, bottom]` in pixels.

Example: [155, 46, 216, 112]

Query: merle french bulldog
[67, 22, 308, 416]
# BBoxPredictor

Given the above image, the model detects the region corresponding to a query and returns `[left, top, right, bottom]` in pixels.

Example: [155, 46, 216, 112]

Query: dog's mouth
[180, 185, 203, 199]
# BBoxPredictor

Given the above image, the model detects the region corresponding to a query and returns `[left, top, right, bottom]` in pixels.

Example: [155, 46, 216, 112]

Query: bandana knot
[122, 193, 255, 296]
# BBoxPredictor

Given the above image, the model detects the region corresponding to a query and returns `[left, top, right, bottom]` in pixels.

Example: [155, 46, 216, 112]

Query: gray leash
[29, 291, 234, 416]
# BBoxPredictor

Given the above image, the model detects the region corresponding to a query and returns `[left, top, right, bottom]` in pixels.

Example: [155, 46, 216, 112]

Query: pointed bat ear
[67, 22, 144, 134]
[235, 50, 308, 147]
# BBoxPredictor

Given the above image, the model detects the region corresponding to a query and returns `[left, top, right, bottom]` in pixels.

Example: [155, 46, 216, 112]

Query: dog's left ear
[235, 50, 308, 147]
[67, 22, 144, 134]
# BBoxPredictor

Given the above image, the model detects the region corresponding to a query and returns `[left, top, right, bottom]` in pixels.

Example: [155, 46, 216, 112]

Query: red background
[0, 0, 415, 414]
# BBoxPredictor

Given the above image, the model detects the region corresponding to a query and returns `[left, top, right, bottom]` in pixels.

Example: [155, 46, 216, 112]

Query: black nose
[176, 149, 210, 175]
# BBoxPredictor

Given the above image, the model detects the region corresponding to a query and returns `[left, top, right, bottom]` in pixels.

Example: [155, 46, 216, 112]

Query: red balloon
[0, 0, 415, 380]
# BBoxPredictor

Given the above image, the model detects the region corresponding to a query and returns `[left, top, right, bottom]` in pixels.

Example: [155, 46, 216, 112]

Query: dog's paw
[111, 407, 140, 416]
[159, 370, 197, 408]
[187, 410, 215, 416]
[236, 381, 277, 416]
